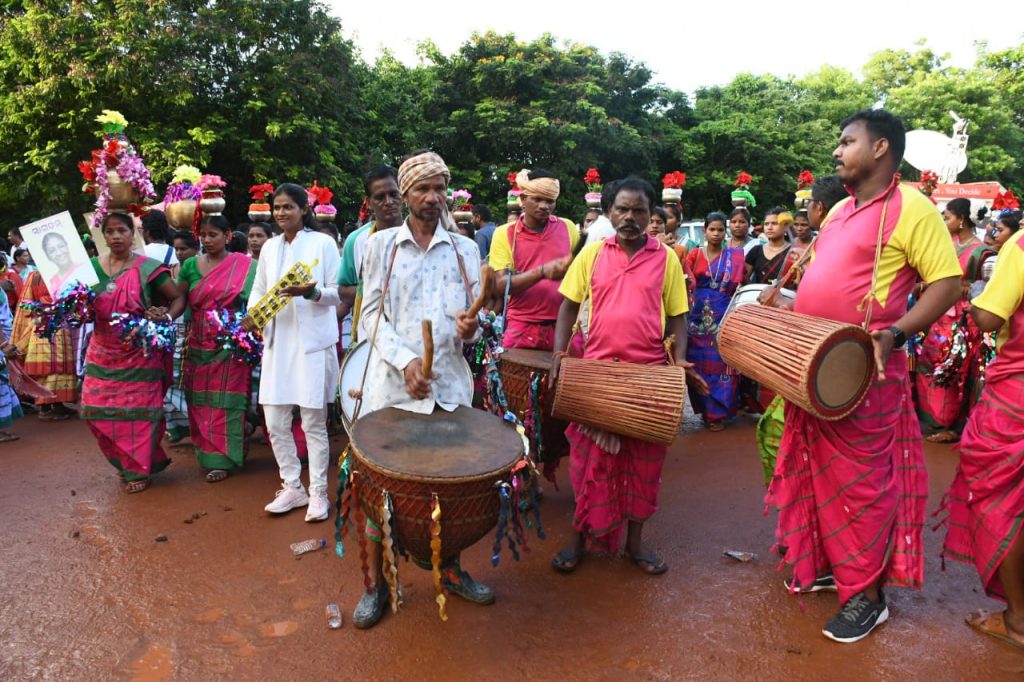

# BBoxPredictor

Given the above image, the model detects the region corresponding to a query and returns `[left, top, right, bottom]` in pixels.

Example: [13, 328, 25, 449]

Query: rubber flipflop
[630, 552, 668, 575]
[552, 548, 584, 573]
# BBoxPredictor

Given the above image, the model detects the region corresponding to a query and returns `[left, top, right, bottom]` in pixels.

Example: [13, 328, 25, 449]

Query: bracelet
[304, 287, 321, 301]
[539, 265, 546, 279]
[552, 350, 569, 359]
[164, 313, 172, 322]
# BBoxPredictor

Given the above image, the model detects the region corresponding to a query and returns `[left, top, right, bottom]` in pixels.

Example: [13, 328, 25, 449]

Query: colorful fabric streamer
[333, 450, 351, 559]
[19, 282, 95, 341]
[206, 307, 263, 366]
[430, 494, 447, 621]
[380, 490, 402, 614]
[109, 312, 176, 357]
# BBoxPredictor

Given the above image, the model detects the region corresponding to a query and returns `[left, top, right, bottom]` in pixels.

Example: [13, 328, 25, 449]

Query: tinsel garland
[19, 282, 95, 341]
[109, 313, 176, 357]
[206, 308, 263, 366]
[931, 317, 969, 388]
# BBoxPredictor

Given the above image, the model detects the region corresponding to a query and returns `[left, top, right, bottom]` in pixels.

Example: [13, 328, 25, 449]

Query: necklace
[702, 246, 728, 289]
[103, 255, 131, 293]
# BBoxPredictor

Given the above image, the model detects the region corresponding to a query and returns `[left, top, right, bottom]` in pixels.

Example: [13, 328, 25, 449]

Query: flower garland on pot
[307, 181, 336, 222]
[248, 183, 275, 221]
[78, 110, 156, 230]
[583, 167, 602, 208]
[452, 189, 473, 223]
[992, 189, 1019, 214]
[198, 174, 227, 216]
[731, 171, 757, 208]
[164, 164, 203, 233]
[794, 169, 814, 209]
[661, 170, 686, 206]
[918, 170, 939, 203]
[506, 171, 522, 212]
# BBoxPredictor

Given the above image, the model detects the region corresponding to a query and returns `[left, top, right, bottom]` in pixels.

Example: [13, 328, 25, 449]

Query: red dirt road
[1, 410, 1022, 681]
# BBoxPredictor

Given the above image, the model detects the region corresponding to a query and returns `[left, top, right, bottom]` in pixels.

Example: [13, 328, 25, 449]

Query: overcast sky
[329, 0, 1023, 95]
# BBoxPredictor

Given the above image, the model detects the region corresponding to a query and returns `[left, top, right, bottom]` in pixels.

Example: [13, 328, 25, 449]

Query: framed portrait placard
[20, 211, 99, 298]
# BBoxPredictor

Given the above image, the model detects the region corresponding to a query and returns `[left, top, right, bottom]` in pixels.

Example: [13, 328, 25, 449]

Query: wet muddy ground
[2, 409, 1023, 681]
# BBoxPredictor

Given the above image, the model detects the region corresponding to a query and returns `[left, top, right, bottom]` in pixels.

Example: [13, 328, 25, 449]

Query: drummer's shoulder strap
[446, 230, 475, 307]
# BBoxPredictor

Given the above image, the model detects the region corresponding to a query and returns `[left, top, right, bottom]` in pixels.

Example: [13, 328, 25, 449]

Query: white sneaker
[305, 493, 330, 522]
[264, 486, 309, 514]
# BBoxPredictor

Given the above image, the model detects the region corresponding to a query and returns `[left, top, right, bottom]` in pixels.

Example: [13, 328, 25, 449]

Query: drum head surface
[351, 406, 524, 480]
[339, 341, 371, 430]
[814, 339, 871, 409]
[500, 348, 553, 370]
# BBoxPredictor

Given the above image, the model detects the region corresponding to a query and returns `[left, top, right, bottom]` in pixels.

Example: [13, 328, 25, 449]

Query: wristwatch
[889, 325, 907, 348]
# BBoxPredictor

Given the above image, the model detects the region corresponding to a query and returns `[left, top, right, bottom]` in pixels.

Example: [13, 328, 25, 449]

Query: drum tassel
[352, 475, 373, 594]
[333, 448, 352, 558]
[429, 494, 447, 621]
[380, 490, 402, 614]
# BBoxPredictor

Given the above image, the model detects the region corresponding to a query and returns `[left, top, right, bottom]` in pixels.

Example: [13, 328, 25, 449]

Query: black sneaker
[822, 592, 889, 643]
[352, 582, 387, 630]
[784, 574, 838, 593]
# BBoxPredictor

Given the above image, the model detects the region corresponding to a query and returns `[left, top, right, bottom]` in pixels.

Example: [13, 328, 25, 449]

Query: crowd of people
[1, 108, 1022, 649]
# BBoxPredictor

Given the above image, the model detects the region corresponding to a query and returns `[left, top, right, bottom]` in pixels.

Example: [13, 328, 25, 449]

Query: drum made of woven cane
[717, 305, 875, 421]
[551, 357, 686, 445]
[499, 348, 569, 462]
[349, 406, 524, 563]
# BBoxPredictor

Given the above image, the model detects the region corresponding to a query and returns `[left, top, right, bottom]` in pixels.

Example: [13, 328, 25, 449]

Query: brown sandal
[205, 469, 229, 483]
[0, 430, 19, 443]
[926, 430, 959, 444]
[966, 610, 1024, 650]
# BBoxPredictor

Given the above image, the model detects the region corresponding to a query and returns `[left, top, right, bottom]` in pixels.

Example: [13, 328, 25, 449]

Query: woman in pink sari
[82, 213, 185, 493]
[179, 216, 257, 481]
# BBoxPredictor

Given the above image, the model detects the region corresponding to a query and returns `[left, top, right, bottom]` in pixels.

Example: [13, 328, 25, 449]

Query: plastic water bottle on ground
[290, 538, 327, 556]
[326, 603, 343, 629]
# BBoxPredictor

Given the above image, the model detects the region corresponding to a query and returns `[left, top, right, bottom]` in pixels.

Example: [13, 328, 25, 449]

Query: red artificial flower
[78, 160, 96, 183]
[507, 171, 519, 188]
[358, 198, 370, 223]
[993, 189, 1020, 211]
[796, 170, 814, 189]
[104, 138, 120, 163]
[583, 167, 601, 185]
[662, 171, 687, 189]
[920, 170, 938, 185]
[735, 171, 753, 187]
[248, 183, 275, 201]
[306, 180, 334, 206]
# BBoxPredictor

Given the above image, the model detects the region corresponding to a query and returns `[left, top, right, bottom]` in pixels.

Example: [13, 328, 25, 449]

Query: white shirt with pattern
[359, 221, 481, 415]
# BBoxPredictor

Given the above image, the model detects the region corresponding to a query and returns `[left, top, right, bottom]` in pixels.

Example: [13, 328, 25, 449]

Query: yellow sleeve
[663, 247, 688, 315]
[559, 242, 602, 303]
[488, 223, 513, 271]
[892, 189, 962, 284]
[974, 231, 1024, 322]
[563, 218, 579, 251]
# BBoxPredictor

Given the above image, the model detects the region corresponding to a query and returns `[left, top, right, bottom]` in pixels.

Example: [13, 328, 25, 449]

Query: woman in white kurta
[245, 183, 341, 523]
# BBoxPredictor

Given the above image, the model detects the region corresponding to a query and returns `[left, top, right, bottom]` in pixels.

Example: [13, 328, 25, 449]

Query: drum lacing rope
[856, 179, 899, 331]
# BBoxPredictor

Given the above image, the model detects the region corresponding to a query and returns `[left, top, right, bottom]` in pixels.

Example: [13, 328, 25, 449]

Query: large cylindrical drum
[349, 406, 524, 563]
[551, 357, 686, 445]
[717, 304, 874, 421]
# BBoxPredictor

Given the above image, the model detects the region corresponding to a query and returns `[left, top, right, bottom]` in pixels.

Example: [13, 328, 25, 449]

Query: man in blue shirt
[472, 204, 496, 262]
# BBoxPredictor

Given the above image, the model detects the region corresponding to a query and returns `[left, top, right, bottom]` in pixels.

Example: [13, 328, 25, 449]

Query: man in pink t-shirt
[941, 228, 1024, 649]
[550, 176, 705, 577]
[489, 169, 579, 350]
[766, 109, 961, 644]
